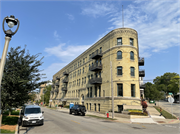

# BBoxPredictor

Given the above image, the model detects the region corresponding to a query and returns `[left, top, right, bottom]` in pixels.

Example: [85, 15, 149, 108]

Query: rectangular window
[117, 84, 123, 96]
[130, 38, 134, 46]
[84, 77, 86, 84]
[86, 103, 88, 110]
[98, 104, 100, 112]
[89, 54, 91, 60]
[131, 84, 135, 97]
[78, 62, 79, 67]
[77, 80, 78, 85]
[90, 87, 92, 97]
[117, 38, 122, 45]
[99, 86, 101, 97]
[131, 67, 135, 76]
[80, 69, 81, 74]
[83, 58, 85, 64]
[117, 66, 122, 75]
[90, 103, 91, 110]
[79, 79, 80, 85]
[100, 47, 102, 53]
[83, 67, 84, 73]
[95, 86, 97, 97]
[94, 104, 96, 111]
[82, 78, 83, 85]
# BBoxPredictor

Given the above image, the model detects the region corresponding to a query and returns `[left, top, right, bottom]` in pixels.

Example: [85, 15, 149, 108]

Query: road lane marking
[71, 120, 80, 124]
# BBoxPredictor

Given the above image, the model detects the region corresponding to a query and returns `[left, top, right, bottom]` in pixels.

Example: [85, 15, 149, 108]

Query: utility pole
[110, 61, 114, 119]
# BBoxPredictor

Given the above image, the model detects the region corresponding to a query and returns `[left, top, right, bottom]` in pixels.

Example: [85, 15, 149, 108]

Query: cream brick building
[50, 27, 145, 113]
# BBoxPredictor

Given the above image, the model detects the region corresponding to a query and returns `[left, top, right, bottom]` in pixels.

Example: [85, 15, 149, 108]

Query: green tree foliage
[144, 82, 164, 101]
[28, 91, 37, 102]
[1, 46, 44, 113]
[153, 72, 179, 95]
[39, 84, 51, 105]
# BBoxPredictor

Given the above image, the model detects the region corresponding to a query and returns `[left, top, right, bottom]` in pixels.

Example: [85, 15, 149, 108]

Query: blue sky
[0, 0, 180, 85]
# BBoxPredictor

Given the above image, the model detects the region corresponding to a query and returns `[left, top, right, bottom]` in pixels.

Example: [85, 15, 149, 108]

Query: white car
[21, 105, 44, 127]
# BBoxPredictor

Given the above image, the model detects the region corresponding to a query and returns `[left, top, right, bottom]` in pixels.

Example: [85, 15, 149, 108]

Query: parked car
[20, 105, 44, 127]
[69, 105, 86, 116]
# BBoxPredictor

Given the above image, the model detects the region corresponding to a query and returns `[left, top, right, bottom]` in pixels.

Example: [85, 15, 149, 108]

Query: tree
[144, 82, 164, 101]
[1, 46, 44, 124]
[153, 72, 179, 95]
[39, 84, 51, 105]
[28, 91, 37, 102]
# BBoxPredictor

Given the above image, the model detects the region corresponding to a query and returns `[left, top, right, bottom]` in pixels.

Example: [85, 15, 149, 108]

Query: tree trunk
[9, 111, 11, 116]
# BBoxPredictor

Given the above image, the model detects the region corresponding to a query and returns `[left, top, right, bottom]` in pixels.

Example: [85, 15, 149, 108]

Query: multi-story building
[39, 80, 52, 101]
[50, 27, 145, 113]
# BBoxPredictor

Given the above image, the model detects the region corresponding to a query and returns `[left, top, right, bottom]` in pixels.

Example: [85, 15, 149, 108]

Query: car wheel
[75, 111, 78, 115]
[82, 113, 85, 116]
[69, 111, 72, 114]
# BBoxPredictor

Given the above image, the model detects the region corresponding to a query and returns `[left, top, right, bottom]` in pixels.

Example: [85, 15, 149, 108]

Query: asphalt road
[18, 107, 180, 134]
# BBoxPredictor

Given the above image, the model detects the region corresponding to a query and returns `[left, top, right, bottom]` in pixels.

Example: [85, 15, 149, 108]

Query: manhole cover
[157, 121, 165, 123]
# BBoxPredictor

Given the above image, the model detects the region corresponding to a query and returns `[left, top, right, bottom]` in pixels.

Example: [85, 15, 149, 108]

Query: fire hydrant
[107, 112, 109, 118]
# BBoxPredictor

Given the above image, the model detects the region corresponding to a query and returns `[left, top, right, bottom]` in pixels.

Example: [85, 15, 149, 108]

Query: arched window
[130, 51, 134, 60]
[117, 51, 122, 59]
[117, 66, 122, 75]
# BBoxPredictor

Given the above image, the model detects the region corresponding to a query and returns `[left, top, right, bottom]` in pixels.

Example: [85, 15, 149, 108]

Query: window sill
[131, 76, 135, 78]
[117, 59, 122, 60]
[130, 59, 135, 61]
[117, 75, 123, 77]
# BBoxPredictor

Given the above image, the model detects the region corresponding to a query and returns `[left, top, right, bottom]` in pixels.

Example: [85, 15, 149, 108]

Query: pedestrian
[160, 108, 162, 116]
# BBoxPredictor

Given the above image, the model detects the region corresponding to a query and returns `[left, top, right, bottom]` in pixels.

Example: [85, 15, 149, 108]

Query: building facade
[50, 28, 145, 113]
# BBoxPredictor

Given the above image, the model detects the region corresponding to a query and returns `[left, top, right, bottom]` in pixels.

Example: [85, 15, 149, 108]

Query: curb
[15, 124, 19, 134]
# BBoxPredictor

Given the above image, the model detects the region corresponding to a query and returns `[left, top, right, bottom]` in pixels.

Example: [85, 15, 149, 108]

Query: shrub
[63, 105, 70, 108]
[2, 116, 19, 125]
[128, 112, 148, 116]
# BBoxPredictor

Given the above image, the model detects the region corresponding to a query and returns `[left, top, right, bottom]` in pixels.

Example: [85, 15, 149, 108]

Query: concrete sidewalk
[53, 105, 180, 125]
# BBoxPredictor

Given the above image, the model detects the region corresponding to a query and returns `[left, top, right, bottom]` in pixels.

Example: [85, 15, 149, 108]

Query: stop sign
[168, 97, 174, 103]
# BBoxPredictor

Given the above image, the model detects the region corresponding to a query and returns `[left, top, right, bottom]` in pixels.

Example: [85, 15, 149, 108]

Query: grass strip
[2, 116, 19, 125]
[153, 106, 177, 119]
[86, 115, 117, 120]
[0, 129, 15, 133]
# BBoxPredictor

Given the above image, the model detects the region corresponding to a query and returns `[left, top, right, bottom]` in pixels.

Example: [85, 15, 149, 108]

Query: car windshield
[25, 108, 41, 114]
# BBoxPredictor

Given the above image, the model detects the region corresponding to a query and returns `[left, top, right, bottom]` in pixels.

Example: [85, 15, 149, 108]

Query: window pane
[130, 51, 134, 60]
[117, 51, 122, 59]
[131, 67, 135, 76]
[117, 66, 122, 75]
[117, 38, 122, 45]
[131, 84, 135, 97]
[130, 39, 133, 46]
[117, 84, 123, 96]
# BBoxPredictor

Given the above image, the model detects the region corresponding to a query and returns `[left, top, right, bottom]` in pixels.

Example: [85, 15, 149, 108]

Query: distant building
[38, 80, 52, 101]
[50, 28, 145, 113]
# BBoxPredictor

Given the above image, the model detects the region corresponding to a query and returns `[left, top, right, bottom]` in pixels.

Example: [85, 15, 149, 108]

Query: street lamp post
[0, 15, 20, 88]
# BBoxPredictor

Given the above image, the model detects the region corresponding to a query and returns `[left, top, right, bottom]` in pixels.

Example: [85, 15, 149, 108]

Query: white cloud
[107, 0, 180, 57]
[44, 43, 91, 62]
[81, 2, 117, 18]
[41, 63, 68, 81]
[54, 30, 60, 41]
[67, 14, 74, 20]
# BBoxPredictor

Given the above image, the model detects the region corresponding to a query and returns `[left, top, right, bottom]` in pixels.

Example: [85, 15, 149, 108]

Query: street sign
[168, 97, 174, 103]
[169, 92, 173, 95]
